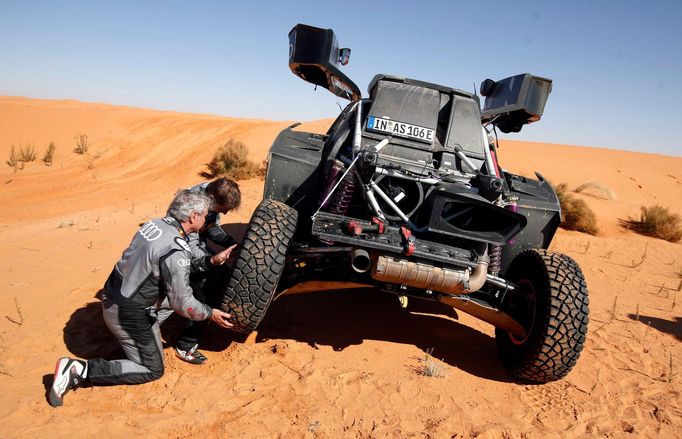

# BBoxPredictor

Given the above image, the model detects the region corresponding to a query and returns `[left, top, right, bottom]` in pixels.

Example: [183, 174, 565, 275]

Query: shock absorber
[488, 196, 518, 276]
[320, 160, 345, 209]
[328, 170, 357, 215]
[489, 244, 502, 277]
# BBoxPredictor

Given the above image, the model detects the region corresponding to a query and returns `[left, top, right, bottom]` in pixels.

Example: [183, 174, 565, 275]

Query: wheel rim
[507, 279, 536, 345]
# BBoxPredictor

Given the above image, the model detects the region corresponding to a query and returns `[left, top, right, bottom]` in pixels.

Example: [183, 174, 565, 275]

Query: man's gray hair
[167, 189, 212, 222]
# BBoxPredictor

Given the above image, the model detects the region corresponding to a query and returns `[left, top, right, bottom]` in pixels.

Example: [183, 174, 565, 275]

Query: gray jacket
[102, 217, 211, 321]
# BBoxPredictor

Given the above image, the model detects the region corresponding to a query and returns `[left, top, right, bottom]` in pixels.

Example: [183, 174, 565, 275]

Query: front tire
[495, 249, 589, 382]
[221, 199, 298, 333]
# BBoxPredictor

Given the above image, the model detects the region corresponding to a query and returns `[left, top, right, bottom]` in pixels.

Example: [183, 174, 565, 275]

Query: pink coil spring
[489, 244, 502, 276]
[328, 172, 357, 215]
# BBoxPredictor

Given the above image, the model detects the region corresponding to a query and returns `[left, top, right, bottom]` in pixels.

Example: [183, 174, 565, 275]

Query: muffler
[371, 254, 489, 294]
[351, 248, 372, 273]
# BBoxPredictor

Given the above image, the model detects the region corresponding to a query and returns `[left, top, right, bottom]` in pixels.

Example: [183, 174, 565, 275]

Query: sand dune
[1, 96, 681, 438]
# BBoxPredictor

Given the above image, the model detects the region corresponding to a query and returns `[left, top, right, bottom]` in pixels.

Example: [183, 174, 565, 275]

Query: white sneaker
[174, 344, 208, 365]
[48, 357, 87, 407]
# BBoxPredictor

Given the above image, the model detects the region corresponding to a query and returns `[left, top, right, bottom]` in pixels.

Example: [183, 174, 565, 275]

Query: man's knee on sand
[146, 361, 165, 382]
[111, 364, 164, 385]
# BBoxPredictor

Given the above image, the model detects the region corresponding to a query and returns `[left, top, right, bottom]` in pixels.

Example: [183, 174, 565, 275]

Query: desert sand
[0, 96, 680, 438]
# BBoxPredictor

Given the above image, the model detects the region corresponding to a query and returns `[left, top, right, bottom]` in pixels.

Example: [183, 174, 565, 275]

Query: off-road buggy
[221, 24, 588, 382]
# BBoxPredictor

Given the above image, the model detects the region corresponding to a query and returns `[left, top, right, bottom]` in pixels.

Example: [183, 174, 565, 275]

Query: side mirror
[338, 48, 351, 66]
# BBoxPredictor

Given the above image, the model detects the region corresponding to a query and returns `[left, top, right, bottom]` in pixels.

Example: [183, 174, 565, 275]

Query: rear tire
[495, 249, 588, 382]
[221, 199, 298, 333]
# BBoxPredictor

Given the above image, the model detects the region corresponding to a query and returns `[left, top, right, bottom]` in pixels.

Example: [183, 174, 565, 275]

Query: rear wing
[288, 24, 361, 101]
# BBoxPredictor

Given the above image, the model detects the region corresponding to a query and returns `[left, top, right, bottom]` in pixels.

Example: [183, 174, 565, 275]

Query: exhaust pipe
[351, 248, 372, 273]
[370, 253, 524, 337]
[371, 253, 490, 295]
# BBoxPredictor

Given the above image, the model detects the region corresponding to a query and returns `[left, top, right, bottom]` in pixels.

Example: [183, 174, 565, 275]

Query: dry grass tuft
[555, 183, 599, 235]
[17, 143, 37, 162]
[201, 139, 259, 180]
[622, 205, 682, 243]
[6, 144, 38, 170]
[416, 348, 447, 378]
[74, 134, 89, 154]
[43, 142, 56, 166]
[57, 219, 74, 228]
[575, 181, 616, 201]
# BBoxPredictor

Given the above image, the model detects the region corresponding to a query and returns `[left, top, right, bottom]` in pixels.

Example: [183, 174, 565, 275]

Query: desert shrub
[201, 139, 259, 180]
[18, 143, 37, 162]
[555, 183, 599, 235]
[574, 180, 615, 201]
[74, 134, 89, 154]
[622, 205, 682, 243]
[43, 142, 56, 166]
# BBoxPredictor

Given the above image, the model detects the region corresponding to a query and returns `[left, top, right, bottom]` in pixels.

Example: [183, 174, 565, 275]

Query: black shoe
[174, 344, 208, 365]
[48, 357, 87, 407]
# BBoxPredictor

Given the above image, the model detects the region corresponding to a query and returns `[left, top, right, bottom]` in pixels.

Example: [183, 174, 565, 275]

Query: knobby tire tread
[497, 249, 589, 382]
[221, 199, 297, 333]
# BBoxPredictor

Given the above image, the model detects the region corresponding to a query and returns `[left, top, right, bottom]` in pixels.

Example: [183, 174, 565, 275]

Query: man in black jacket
[173, 178, 242, 364]
[190, 177, 241, 252]
[48, 190, 235, 407]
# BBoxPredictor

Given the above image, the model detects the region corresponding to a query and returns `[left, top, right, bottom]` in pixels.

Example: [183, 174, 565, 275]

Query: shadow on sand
[627, 313, 682, 342]
[60, 288, 512, 382]
[257, 288, 513, 382]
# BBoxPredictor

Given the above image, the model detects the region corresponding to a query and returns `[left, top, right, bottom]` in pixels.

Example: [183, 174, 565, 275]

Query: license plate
[366, 116, 435, 144]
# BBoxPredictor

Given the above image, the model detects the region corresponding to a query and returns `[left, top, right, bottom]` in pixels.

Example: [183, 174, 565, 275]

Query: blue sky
[1, 0, 680, 156]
